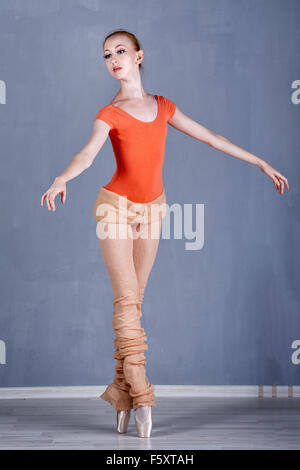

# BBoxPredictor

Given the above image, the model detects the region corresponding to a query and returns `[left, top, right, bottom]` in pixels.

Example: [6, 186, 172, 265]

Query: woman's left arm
[168, 107, 290, 195]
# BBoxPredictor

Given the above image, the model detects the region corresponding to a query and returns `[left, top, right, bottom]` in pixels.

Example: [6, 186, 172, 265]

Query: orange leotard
[94, 95, 176, 203]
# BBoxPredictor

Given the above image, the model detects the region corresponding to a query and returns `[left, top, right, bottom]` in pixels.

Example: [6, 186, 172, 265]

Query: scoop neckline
[107, 95, 159, 124]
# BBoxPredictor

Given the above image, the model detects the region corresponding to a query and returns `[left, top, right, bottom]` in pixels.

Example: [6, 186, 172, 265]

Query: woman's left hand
[258, 161, 290, 195]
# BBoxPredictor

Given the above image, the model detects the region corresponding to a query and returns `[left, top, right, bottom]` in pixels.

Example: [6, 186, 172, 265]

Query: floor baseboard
[0, 385, 299, 399]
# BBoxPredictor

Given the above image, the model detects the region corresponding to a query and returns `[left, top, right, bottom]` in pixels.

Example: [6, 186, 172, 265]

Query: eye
[103, 49, 126, 60]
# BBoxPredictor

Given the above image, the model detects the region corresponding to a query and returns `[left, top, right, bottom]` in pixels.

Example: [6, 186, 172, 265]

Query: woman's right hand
[41, 176, 66, 211]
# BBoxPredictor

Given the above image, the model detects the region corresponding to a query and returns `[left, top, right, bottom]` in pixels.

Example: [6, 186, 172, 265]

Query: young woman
[41, 29, 289, 438]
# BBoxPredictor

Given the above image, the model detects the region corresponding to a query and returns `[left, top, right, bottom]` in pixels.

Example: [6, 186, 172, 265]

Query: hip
[92, 186, 167, 224]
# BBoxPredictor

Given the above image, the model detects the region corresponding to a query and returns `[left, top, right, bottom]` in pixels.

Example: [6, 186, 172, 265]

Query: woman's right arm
[41, 119, 111, 211]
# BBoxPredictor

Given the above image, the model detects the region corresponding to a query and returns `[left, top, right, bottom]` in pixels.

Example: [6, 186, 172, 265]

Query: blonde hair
[103, 29, 144, 72]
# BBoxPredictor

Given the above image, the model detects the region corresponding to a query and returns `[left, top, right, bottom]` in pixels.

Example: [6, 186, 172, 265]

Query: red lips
[113, 67, 122, 72]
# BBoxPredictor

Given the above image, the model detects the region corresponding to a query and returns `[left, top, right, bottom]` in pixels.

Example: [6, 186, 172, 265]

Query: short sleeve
[94, 106, 118, 130]
[161, 96, 176, 121]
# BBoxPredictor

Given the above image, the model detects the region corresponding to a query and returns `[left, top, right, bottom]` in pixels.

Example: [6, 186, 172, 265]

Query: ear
[136, 50, 144, 64]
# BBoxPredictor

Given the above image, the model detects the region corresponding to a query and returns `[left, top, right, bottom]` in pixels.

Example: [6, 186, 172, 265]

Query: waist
[100, 186, 166, 205]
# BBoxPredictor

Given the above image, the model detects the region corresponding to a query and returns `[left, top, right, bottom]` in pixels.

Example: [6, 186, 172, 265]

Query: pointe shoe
[116, 409, 131, 433]
[134, 405, 152, 438]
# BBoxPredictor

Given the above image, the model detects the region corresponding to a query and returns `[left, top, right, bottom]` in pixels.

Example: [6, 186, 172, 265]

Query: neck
[116, 70, 147, 101]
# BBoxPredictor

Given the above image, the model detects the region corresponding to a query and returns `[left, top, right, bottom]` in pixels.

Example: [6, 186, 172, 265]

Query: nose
[110, 53, 119, 64]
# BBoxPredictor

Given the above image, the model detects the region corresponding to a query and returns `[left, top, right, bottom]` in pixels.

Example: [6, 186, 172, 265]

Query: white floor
[0, 395, 299, 449]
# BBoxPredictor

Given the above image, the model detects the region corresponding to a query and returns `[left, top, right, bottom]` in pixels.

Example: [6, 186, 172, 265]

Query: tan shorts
[92, 187, 167, 225]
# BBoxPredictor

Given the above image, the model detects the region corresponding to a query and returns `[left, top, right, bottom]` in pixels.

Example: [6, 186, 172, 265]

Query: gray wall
[0, 0, 299, 387]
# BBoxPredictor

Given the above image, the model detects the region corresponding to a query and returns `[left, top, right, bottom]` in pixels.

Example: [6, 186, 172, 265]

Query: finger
[280, 180, 284, 195]
[42, 193, 49, 206]
[275, 180, 281, 193]
[281, 176, 289, 190]
[273, 177, 280, 190]
[274, 175, 281, 189]
[49, 196, 55, 211]
[41, 194, 45, 206]
[277, 176, 285, 195]
[275, 178, 284, 195]
[276, 173, 289, 191]
[46, 195, 51, 211]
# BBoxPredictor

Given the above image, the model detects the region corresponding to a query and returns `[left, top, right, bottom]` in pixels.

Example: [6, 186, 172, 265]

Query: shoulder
[157, 95, 177, 121]
[94, 104, 118, 130]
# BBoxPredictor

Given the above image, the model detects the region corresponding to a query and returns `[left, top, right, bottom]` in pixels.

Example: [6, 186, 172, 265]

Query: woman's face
[103, 35, 143, 79]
